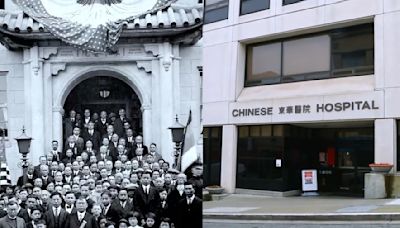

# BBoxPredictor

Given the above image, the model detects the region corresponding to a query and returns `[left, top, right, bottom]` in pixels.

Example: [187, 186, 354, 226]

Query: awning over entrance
[0, 0, 203, 52]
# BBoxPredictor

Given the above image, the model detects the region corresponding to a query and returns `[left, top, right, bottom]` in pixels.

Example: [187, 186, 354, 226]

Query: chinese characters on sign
[231, 100, 379, 117]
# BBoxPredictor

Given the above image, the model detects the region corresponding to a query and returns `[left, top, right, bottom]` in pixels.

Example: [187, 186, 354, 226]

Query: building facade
[203, 0, 400, 195]
[0, 0, 203, 182]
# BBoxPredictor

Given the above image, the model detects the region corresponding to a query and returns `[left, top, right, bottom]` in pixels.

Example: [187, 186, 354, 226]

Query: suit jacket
[64, 118, 79, 140]
[132, 144, 149, 156]
[102, 204, 120, 224]
[16, 174, 35, 186]
[0, 216, 25, 228]
[113, 117, 131, 138]
[82, 130, 101, 151]
[133, 185, 161, 218]
[96, 119, 109, 137]
[175, 196, 202, 228]
[63, 142, 82, 157]
[17, 208, 29, 223]
[110, 199, 133, 221]
[65, 211, 97, 228]
[95, 154, 112, 162]
[44, 207, 68, 228]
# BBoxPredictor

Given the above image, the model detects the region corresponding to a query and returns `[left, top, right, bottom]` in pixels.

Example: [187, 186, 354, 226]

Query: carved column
[52, 106, 64, 151]
[29, 46, 45, 164]
[159, 42, 174, 164]
[141, 104, 152, 148]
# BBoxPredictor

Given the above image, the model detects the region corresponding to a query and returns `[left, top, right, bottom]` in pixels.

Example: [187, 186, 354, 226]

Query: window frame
[282, 0, 305, 6]
[239, 0, 270, 16]
[204, 0, 230, 24]
[244, 23, 374, 87]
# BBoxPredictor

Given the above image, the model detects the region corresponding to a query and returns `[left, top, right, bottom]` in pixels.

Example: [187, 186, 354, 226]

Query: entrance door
[63, 76, 142, 141]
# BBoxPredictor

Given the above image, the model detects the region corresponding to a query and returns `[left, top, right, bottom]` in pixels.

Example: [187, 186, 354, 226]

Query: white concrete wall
[203, 0, 400, 189]
[0, 44, 25, 183]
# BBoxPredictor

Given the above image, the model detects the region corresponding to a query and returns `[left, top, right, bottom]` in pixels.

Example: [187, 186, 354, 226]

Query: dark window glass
[0, 2, 3, 9]
[331, 24, 374, 77]
[204, 0, 229, 24]
[203, 127, 222, 186]
[283, 0, 305, 5]
[245, 23, 374, 87]
[282, 35, 330, 82]
[246, 42, 281, 86]
[236, 125, 285, 191]
[237, 124, 373, 193]
[240, 0, 269, 15]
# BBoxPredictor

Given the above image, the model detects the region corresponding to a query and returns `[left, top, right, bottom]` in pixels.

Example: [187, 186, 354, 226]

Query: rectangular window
[283, 0, 305, 5]
[331, 25, 374, 77]
[245, 23, 374, 86]
[0, 1, 3, 9]
[203, 127, 222, 186]
[204, 0, 229, 24]
[240, 0, 269, 15]
[246, 42, 281, 86]
[282, 35, 330, 82]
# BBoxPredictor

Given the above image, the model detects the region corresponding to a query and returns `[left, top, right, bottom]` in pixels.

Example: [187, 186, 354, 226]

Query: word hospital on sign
[231, 100, 379, 117]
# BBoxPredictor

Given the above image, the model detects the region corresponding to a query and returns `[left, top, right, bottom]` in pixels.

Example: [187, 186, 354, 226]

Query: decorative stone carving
[144, 44, 160, 57]
[136, 60, 152, 73]
[162, 55, 172, 72]
[51, 63, 67, 76]
[141, 104, 151, 112]
[40, 47, 59, 60]
[52, 106, 65, 115]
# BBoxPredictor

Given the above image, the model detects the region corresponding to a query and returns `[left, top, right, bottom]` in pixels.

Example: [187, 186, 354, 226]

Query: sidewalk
[203, 194, 400, 221]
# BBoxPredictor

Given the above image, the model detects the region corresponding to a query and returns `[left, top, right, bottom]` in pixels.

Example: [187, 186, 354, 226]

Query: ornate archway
[63, 76, 142, 142]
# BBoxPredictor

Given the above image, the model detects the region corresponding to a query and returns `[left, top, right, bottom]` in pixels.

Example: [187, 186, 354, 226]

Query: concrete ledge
[202, 213, 400, 221]
[235, 188, 301, 197]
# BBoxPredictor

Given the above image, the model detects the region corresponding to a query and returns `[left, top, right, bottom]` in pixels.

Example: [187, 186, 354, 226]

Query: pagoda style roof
[0, 3, 203, 50]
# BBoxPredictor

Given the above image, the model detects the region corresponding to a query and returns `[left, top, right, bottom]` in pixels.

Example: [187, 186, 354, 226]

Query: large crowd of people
[1, 108, 203, 228]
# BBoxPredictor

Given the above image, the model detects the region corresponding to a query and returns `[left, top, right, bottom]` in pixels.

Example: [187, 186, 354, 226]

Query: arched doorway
[63, 76, 142, 141]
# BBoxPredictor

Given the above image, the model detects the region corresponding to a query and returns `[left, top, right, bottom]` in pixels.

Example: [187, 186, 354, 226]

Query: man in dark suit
[96, 111, 109, 137]
[110, 189, 133, 220]
[102, 125, 115, 142]
[64, 192, 77, 214]
[82, 122, 101, 151]
[44, 192, 68, 228]
[33, 156, 48, 178]
[17, 165, 35, 186]
[175, 182, 202, 228]
[64, 136, 82, 157]
[100, 191, 120, 224]
[65, 197, 97, 228]
[132, 135, 148, 156]
[82, 109, 92, 130]
[133, 172, 160, 219]
[0, 201, 26, 228]
[113, 109, 131, 137]
[96, 146, 113, 162]
[63, 110, 77, 141]
[49, 141, 62, 162]
[39, 165, 54, 189]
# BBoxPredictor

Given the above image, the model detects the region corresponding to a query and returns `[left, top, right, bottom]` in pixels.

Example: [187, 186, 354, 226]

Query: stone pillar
[159, 42, 175, 165]
[52, 106, 64, 151]
[141, 105, 152, 149]
[220, 124, 237, 193]
[375, 119, 396, 170]
[28, 46, 45, 164]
